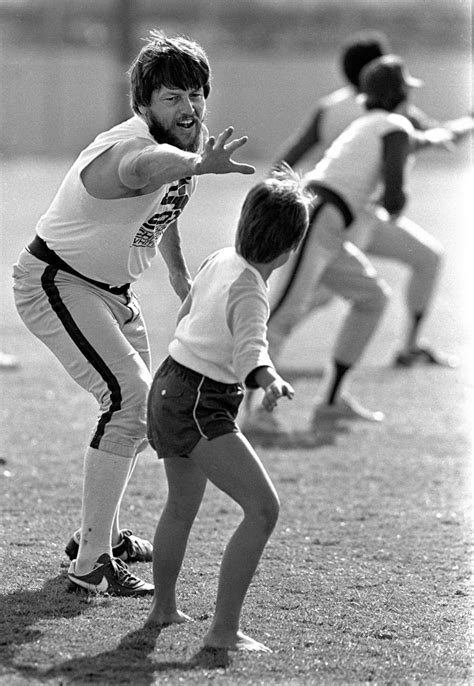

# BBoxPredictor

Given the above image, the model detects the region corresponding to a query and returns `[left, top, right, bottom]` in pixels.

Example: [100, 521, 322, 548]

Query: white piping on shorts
[192, 376, 209, 439]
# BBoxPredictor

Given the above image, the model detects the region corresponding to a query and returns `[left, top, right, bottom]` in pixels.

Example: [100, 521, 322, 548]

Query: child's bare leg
[146, 457, 207, 627]
[190, 432, 279, 652]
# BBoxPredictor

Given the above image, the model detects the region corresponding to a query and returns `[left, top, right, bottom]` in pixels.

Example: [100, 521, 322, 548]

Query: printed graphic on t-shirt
[132, 178, 190, 248]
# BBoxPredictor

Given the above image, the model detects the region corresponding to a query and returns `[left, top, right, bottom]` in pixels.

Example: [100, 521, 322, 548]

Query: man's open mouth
[177, 118, 196, 129]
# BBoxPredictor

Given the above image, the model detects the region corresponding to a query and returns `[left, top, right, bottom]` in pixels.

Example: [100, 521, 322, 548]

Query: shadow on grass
[42, 626, 230, 684]
[0, 579, 231, 683]
[0, 574, 88, 675]
[245, 423, 349, 449]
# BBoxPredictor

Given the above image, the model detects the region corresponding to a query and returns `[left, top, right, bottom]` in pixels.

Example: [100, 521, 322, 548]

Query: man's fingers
[215, 126, 235, 146]
[232, 163, 256, 175]
[200, 129, 254, 175]
[224, 135, 249, 152]
[205, 136, 215, 149]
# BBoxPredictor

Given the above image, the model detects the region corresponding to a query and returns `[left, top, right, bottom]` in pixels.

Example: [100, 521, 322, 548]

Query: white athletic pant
[267, 204, 390, 366]
[13, 250, 152, 458]
[352, 206, 444, 315]
[268, 203, 442, 366]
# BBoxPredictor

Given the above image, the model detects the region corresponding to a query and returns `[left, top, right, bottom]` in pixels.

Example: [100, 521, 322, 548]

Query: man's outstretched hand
[196, 127, 255, 176]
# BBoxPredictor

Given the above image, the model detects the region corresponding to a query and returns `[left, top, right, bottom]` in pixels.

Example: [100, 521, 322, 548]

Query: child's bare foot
[203, 629, 272, 653]
[145, 608, 192, 627]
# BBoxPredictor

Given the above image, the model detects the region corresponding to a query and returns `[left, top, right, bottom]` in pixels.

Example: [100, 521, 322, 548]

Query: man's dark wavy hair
[129, 30, 211, 114]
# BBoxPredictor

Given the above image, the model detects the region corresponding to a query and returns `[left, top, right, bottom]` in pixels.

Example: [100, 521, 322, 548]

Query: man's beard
[146, 112, 203, 153]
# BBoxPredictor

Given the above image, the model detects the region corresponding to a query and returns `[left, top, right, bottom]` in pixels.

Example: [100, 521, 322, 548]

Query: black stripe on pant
[270, 198, 327, 320]
[40, 265, 122, 450]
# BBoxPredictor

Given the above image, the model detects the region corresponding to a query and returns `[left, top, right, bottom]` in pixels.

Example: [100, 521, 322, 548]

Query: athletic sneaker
[312, 394, 385, 425]
[67, 553, 154, 596]
[394, 345, 458, 368]
[65, 529, 153, 563]
[240, 406, 291, 437]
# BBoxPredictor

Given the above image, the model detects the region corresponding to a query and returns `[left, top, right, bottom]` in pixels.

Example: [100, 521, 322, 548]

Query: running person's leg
[313, 241, 390, 422]
[366, 213, 454, 366]
[241, 203, 346, 434]
[268, 202, 347, 358]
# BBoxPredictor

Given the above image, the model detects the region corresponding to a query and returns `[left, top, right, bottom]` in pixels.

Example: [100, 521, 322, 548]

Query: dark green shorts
[147, 356, 245, 459]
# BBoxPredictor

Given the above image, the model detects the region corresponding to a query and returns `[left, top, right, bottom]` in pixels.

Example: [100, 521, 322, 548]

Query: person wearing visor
[242, 54, 465, 436]
[274, 34, 472, 373]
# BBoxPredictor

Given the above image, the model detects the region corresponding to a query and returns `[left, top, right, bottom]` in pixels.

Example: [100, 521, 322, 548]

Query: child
[145, 164, 310, 652]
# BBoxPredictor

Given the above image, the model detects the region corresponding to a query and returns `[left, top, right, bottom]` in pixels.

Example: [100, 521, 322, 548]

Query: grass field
[0, 151, 472, 685]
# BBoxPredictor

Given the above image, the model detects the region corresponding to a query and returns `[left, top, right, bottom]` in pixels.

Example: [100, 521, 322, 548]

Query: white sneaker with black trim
[67, 554, 154, 596]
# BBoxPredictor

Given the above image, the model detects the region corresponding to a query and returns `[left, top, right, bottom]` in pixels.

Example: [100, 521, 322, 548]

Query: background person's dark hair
[341, 30, 391, 89]
[236, 163, 310, 264]
[360, 55, 414, 112]
[129, 30, 211, 115]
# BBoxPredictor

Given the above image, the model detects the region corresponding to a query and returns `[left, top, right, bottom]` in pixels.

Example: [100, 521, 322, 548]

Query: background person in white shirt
[145, 164, 310, 653]
[242, 54, 458, 435]
[277, 30, 471, 370]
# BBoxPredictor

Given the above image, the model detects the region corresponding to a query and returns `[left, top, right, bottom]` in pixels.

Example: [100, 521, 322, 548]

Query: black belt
[306, 182, 354, 228]
[26, 235, 130, 295]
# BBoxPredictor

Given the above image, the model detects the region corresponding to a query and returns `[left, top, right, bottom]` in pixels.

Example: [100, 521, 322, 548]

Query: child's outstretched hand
[262, 377, 295, 412]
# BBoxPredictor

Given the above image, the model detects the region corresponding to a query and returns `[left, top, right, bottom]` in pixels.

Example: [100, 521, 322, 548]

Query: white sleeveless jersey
[317, 86, 366, 155]
[36, 116, 197, 286]
[306, 110, 414, 215]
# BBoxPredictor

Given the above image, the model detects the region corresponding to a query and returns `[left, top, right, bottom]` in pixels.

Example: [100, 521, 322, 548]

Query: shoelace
[109, 557, 141, 586]
[121, 531, 149, 557]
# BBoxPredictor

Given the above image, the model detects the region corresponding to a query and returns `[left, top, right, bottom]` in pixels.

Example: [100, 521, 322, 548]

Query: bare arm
[406, 104, 474, 143]
[423, 114, 473, 149]
[380, 130, 410, 217]
[401, 103, 472, 152]
[176, 291, 192, 325]
[404, 103, 441, 130]
[158, 221, 192, 302]
[275, 109, 323, 169]
[119, 127, 255, 191]
[118, 139, 199, 190]
[442, 114, 474, 143]
[410, 127, 455, 152]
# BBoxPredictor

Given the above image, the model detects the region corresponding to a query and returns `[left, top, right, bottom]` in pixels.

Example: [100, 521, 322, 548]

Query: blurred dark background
[0, 0, 472, 158]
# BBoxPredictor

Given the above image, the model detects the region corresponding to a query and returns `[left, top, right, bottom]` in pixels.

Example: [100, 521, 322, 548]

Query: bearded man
[13, 30, 254, 596]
